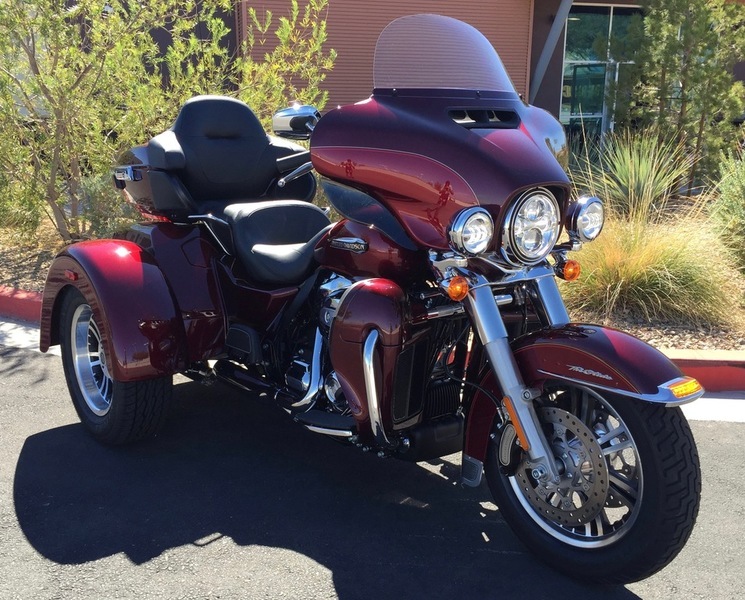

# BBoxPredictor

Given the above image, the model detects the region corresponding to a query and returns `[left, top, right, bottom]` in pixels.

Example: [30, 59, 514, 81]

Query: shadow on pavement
[0, 347, 54, 383]
[14, 380, 640, 599]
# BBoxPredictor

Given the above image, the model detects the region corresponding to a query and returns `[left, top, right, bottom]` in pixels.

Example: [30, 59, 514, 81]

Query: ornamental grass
[564, 129, 745, 327]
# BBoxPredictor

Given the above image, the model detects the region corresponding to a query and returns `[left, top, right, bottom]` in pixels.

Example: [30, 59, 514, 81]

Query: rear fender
[463, 324, 704, 465]
[41, 240, 185, 381]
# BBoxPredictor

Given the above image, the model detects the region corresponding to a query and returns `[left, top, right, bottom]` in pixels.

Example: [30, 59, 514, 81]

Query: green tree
[622, 0, 745, 185]
[0, 0, 335, 242]
[236, 0, 336, 127]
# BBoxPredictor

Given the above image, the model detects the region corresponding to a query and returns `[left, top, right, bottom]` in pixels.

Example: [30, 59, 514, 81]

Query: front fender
[40, 240, 185, 381]
[463, 324, 703, 465]
[512, 324, 703, 403]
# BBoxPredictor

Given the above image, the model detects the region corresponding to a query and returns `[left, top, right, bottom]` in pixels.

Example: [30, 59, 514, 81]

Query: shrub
[0, 0, 335, 242]
[79, 175, 139, 239]
[562, 216, 743, 326]
[570, 129, 693, 222]
[711, 152, 745, 269]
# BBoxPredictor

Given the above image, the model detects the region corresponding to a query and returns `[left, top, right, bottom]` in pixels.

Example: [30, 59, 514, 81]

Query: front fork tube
[464, 274, 563, 481]
[531, 271, 571, 325]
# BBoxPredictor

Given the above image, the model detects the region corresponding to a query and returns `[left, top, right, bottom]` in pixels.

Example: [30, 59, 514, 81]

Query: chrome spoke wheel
[70, 303, 113, 417]
[509, 385, 642, 548]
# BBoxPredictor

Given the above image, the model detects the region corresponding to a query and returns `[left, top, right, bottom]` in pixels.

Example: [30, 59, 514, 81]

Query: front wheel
[59, 289, 173, 445]
[485, 383, 700, 584]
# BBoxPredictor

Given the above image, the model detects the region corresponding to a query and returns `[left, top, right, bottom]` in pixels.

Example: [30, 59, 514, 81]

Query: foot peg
[294, 410, 356, 438]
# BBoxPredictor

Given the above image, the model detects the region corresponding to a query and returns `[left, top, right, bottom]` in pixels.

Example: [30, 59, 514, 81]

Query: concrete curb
[2, 284, 743, 392]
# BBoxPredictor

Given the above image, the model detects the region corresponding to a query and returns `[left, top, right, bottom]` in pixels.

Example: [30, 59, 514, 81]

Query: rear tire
[59, 289, 173, 445]
[485, 383, 700, 584]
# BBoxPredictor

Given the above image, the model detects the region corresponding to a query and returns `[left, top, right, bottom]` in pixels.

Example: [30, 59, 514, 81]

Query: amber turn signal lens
[556, 259, 581, 281]
[668, 377, 703, 399]
[447, 276, 470, 301]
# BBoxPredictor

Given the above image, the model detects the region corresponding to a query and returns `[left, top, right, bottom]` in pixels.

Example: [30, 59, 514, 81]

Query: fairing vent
[449, 109, 520, 129]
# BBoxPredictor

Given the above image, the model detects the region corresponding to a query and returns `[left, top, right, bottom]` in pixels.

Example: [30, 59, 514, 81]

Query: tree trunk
[687, 109, 707, 197]
[47, 122, 72, 242]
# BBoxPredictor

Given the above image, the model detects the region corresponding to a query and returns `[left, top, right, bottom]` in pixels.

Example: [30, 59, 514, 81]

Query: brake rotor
[515, 407, 608, 526]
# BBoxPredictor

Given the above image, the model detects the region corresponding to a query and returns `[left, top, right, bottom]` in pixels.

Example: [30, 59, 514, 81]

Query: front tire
[59, 289, 173, 445]
[485, 383, 700, 584]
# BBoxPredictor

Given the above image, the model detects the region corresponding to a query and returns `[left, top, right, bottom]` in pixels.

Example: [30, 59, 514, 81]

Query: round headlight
[501, 188, 560, 266]
[449, 207, 494, 255]
[566, 196, 604, 242]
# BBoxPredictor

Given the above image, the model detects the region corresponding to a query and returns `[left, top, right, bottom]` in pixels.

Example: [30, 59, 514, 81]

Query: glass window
[562, 63, 607, 117]
[565, 7, 610, 63]
[609, 8, 644, 62]
[561, 4, 642, 137]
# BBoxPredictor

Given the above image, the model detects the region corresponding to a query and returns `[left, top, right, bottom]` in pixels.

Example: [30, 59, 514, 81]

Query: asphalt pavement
[1, 319, 744, 599]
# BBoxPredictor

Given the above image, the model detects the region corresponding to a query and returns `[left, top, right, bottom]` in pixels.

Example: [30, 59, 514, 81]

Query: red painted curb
[0, 286, 42, 324]
[669, 359, 745, 394]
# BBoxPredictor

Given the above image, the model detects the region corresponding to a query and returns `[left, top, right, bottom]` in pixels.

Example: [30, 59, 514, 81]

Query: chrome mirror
[272, 104, 320, 139]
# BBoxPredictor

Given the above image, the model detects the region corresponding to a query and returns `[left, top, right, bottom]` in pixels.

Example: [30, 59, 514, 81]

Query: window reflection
[561, 5, 642, 139]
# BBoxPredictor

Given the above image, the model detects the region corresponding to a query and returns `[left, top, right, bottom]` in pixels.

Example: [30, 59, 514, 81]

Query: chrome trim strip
[363, 329, 392, 447]
[329, 237, 368, 253]
[536, 370, 706, 406]
[303, 425, 354, 438]
[426, 304, 465, 319]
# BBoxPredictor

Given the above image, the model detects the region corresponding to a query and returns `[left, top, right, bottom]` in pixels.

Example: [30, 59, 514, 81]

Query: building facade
[235, 1, 743, 133]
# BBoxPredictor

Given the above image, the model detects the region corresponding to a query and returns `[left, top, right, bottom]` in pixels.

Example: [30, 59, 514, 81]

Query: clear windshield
[373, 14, 516, 93]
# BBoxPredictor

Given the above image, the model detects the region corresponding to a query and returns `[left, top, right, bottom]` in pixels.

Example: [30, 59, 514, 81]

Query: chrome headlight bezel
[566, 195, 604, 243]
[448, 207, 494, 256]
[501, 188, 561, 267]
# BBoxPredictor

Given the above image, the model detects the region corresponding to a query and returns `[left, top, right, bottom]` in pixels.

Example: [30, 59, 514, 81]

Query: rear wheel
[485, 383, 700, 583]
[59, 289, 173, 445]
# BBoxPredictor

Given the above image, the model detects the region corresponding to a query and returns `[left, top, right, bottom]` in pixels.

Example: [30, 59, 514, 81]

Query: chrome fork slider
[463, 272, 561, 481]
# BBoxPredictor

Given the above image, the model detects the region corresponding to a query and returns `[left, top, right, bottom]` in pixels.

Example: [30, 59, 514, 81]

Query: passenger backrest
[169, 95, 277, 205]
[144, 95, 316, 220]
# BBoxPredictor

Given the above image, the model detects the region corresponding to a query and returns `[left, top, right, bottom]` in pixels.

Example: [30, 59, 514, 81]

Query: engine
[280, 272, 353, 413]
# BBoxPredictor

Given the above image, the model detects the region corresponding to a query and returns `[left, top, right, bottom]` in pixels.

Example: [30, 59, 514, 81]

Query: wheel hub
[71, 303, 113, 417]
[516, 407, 608, 526]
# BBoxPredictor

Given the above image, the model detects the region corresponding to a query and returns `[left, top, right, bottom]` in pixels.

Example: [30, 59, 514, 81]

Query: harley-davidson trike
[40, 15, 703, 583]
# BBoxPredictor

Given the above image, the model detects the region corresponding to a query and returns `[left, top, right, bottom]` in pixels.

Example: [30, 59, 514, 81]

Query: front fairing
[311, 14, 570, 250]
[312, 91, 570, 250]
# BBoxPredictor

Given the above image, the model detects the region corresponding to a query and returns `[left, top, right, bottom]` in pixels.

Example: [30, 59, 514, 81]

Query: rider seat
[146, 95, 329, 286]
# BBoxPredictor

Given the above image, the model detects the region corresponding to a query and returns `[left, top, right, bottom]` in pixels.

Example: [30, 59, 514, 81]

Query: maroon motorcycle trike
[40, 15, 703, 583]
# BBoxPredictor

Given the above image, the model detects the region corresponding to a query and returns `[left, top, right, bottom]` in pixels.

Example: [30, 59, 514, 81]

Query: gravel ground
[584, 317, 745, 352]
[2, 228, 744, 351]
